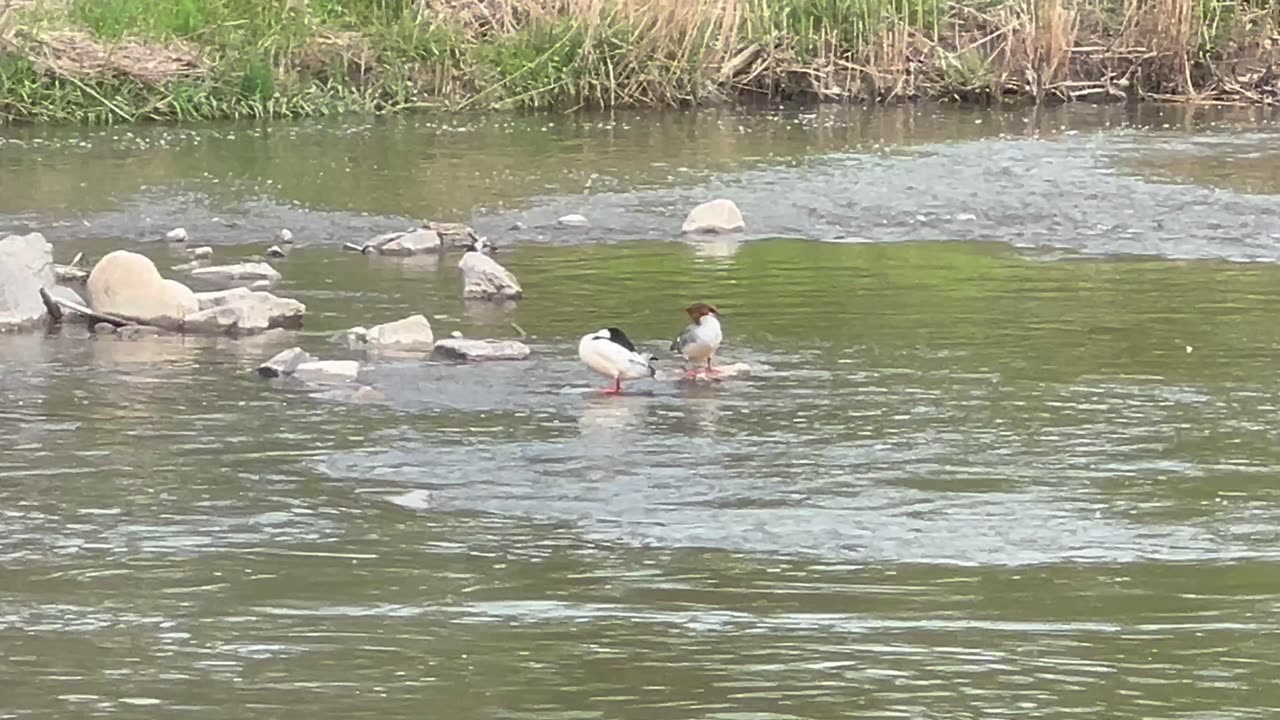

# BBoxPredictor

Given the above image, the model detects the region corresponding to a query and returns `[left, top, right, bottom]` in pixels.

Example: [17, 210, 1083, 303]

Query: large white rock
[459, 251, 522, 300]
[558, 214, 590, 227]
[185, 262, 281, 290]
[0, 232, 55, 332]
[86, 250, 199, 328]
[433, 338, 530, 361]
[366, 314, 434, 348]
[682, 198, 745, 234]
[184, 288, 305, 335]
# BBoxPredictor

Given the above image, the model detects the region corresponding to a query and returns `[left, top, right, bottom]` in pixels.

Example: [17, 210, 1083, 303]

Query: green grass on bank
[1, 0, 1279, 124]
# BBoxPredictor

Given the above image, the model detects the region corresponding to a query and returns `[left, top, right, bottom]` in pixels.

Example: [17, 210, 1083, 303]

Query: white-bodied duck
[459, 238, 523, 300]
[578, 327, 657, 394]
[670, 302, 723, 378]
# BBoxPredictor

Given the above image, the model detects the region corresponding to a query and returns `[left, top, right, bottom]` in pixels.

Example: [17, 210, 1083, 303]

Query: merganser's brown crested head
[684, 303, 719, 322]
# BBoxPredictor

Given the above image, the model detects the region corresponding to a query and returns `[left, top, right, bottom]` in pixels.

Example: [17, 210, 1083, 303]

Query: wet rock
[184, 288, 305, 335]
[426, 221, 480, 248]
[277, 228, 294, 244]
[265, 245, 287, 259]
[0, 232, 56, 332]
[293, 360, 361, 384]
[558, 213, 590, 227]
[187, 246, 213, 259]
[368, 228, 442, 256]
[660, 362, 754, 382]
[257, 346, 316, 378]
[185, 262, 281, 291]
[165, 227, 188, 242]
[460, 249, 522, 300]
[331, 326, 369, 349]
[433, 338, 530, 361]
[93, 322, 118, 335]
[682, 198, 745, 234]
[86, 250, 199, 328]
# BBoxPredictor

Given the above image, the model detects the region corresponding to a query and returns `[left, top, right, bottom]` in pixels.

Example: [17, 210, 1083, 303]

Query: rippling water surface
[3, 104, 1280, 719]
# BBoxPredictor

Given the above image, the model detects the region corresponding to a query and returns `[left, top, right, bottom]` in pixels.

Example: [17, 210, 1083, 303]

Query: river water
[3, 104, 1280, 718]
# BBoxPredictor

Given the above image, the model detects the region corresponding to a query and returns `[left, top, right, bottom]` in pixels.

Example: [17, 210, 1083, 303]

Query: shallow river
[3, 104, 1280, 719]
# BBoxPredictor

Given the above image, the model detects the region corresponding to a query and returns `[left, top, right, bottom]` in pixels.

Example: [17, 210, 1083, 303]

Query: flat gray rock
[433, 338, 531, 361]
[258, 346, 316, 378]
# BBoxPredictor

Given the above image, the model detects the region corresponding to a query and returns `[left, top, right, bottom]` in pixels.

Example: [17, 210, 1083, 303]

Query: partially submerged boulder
[433, 338, 530, 361]
[165, 227, 188, 242]
[332, 314, 434, 351]
[86, 250, 199, 329]
[558, 214, 589, 227]
[257, 346, 315, 378]
[185, 262, 281, 291]
[459, 249, 522, 300]
[682, 198, 745, 234]
[367, 314, 434, 348]
[426, 221, 480, 248]
[0, 232, 56, 332]
[184, 287, 305, 335]
[362, 228, 442, 256]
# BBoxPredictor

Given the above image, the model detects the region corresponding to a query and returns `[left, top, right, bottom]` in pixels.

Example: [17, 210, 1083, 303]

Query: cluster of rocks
[0, 231, 303, 339]
[256, 313, 531, 390]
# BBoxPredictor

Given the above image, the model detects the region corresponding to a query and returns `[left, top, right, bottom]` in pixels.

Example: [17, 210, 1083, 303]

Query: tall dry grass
[2, 0, 1280, 123]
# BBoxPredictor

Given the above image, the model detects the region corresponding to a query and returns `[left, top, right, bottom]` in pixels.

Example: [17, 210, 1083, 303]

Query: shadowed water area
[3, 104, 1280, 718]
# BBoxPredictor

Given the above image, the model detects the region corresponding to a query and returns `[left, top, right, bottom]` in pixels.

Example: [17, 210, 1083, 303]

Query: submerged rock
[433, 338, 530, 361]
[165, 227, 189, 242]
[187, 246, 214, 260]
[257, 346, 316, 378]
[185, 262, 281, 291]
[117, 325, 171, 342]
[277, 228, 295, 244]
[293, 360, 361, 383]
[184, 287, 305, 335]
[660, 362, 754, 382]
[265, 245, 287, 259]
[0, 232, 56, 332]
[682, 198, 745, 234]
[86, 250, 199, 329]
[558, 213, 590, 227]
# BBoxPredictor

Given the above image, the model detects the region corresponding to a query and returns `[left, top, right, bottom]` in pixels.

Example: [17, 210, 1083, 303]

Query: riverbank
[1, 0, 1279, 124]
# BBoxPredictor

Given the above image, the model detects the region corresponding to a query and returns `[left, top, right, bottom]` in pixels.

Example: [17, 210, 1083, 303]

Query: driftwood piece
[39, 287, 63, 323]
[54, 264, 90, 283]
[39, 287, 132, 327]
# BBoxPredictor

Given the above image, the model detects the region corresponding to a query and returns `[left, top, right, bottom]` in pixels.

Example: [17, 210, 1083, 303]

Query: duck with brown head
[669, 302, 723, 378]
